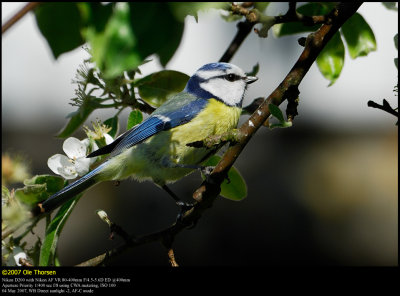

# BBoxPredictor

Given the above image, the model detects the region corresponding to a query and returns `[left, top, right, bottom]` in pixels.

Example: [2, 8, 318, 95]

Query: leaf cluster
[273, 2, 377, 86]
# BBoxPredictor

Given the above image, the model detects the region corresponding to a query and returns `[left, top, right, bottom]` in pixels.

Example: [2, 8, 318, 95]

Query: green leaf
[103, 116, 119, 138]
[316, 32, 345, 86]
[127, 110, 143, 130]
[382, 2, 398, 11]
[34, 3, 85, 59]
[246, 63, 260, 77]
[202, 155, 247, 201]
[34, 2, 185, 75]
[24, 175, 65, 194]
[297, 2, 336, 16]
[2, 185, 11, 201]
[57, 97, 103, 138]
[85, 3, 142, 79]
[268, 104, 292, 129]
[84, 3, 185, 78]
[273, 2, 334, 37]
[15, 184, 47, 206]
[80, 2, 113, 32]
[254, 2, 270, 13]
[15, 175, 65, 206]
[268, 103, 285, 123]
[39, 194, 82, 266]
[135, 70, 189, 107]
[28, 239, 42, 266]
[1, 185, 10, 199]
[269, 121, 293, 129]
[128, 3, 184, 67]
[341, 13, 377, 59]
[169, 2, 228, 22]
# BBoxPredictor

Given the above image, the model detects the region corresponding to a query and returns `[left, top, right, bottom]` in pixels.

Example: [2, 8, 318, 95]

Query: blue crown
[198, 62, 232, 72]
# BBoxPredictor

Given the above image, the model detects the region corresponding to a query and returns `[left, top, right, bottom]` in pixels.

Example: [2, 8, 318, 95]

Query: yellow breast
[170, 98, 242, 145]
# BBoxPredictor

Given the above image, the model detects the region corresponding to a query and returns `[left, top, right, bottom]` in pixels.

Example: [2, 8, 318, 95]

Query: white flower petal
[75, 157, 91, 176]
[7, 247, 27, 266]
[90, 140, 99, 153]
[89, 155, 98, 165]
[104, 133, 114, 145]
[48, 154, 70, 173]
[81, 138, 98, 165]
[60, 167, 78, 180]
[14, 251, 27, 266]
[47, 154, 77, 179]
[63, 137, 87, 159]
[81, 138, 100, 151]
[80, 138, 90, 149]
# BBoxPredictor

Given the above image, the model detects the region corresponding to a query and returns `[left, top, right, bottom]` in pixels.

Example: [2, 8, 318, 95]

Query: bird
[35, 62, 258, 216]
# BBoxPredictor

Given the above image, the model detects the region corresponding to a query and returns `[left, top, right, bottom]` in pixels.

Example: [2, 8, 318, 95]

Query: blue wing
[87, 94, 208, 158]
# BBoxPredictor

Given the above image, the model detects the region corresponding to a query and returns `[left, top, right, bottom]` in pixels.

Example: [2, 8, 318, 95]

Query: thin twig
[109, 223, 132, 244]
[2, 2, 41, 34]
[368, 99, 398, 125]
[219, 20, 255, 63]
[367, 100, 398, 117]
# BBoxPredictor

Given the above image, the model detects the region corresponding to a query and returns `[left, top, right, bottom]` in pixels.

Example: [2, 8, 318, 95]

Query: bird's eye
[225, 74, 237, 82]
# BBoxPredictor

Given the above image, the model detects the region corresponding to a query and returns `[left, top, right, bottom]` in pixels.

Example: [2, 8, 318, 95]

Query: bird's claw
[175, 201, 197, 228]
[200, 166, 216, 183]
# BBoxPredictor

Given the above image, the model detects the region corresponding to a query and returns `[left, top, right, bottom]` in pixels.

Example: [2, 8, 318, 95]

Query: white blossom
[47, 137, 98, 179]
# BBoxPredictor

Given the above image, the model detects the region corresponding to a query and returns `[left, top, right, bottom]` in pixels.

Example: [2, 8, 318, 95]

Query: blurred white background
[2, 2, 398, 131]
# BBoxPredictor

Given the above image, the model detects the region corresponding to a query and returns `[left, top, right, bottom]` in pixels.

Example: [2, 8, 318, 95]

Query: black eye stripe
[209, 74, 243, 82]
[226, 74, 237, 82]
[197, 73, 244, 83]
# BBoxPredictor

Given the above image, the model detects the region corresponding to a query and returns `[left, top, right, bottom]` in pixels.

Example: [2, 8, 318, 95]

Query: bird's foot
[200, 166, 216, 183]
[175, 201, 197, 229]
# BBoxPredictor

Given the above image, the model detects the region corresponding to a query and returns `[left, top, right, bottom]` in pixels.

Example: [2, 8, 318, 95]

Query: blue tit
[37, 62, 257, 215]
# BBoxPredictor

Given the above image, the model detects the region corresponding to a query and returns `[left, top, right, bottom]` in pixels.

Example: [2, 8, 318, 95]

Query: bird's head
[184, 62, 258, 107]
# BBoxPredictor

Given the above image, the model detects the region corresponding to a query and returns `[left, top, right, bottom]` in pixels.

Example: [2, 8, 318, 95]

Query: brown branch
[367, 99, 398, 118]
[2, 2, 41, 34]
[231, 2, 333, 28]
[230, 3, 260, 23]
[77, 221, 191, 266]
[368, 99, 398, 125]
[109, 223, 131, 243]
[76, 2, 363, 266]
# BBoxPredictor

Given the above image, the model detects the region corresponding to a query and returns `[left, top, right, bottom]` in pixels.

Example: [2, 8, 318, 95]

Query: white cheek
[200, 80, 245, 106]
